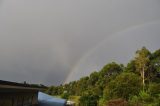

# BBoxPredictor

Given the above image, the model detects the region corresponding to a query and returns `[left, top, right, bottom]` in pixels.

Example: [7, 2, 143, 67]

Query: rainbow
[64, 20, 160, 84]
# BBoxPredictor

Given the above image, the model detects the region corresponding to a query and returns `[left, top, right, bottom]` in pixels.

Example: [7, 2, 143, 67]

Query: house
[0, 80, 67, 106]
[0, 80, 41, 106]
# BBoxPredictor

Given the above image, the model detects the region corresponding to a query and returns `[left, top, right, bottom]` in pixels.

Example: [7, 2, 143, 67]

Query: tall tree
[135, 47, 150, 87]
[103, 72, 142, 100]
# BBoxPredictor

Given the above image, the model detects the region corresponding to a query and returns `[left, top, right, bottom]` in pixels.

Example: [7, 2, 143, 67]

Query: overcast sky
[0, 0, 160, 85]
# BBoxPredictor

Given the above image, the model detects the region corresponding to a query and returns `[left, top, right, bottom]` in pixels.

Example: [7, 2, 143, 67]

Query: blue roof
[38, 92, 66, 106]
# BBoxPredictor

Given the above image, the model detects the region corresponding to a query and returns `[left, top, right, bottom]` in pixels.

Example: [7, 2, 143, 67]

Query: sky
[0, 0, 160, 85]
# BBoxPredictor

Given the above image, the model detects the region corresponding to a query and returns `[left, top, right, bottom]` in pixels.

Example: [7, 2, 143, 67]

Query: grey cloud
[66, 21, 160, 83]
[0, 0, 160, 85]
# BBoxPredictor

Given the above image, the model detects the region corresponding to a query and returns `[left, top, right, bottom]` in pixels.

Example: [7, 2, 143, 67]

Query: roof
[38, 92, 66, 106]
[0, 80, 44, 92]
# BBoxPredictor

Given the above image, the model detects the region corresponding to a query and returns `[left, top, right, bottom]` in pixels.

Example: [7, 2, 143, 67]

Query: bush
[139, 90, 153, 103]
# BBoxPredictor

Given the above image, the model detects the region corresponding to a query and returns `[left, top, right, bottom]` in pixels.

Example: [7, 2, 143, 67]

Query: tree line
[46, 47, 160, 106]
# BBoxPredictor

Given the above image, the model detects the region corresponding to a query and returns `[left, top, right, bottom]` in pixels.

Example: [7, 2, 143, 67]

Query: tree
[97, 62, 123, 88]
[103, 72, 142, 100]
[79, 90, 99, 106]
[88, 71, 99, 86]
[100, 62, 123, 78]
[135, 47, 150, 87]
[126, 60, 136, 73]
[46, 86, 57, 95]
[61, 91, 70, 99]
[76, 76, 89, 95]
[149, 49, 160, 82]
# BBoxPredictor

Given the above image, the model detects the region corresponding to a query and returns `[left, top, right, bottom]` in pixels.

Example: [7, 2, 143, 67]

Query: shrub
[139, 90, 152, 102]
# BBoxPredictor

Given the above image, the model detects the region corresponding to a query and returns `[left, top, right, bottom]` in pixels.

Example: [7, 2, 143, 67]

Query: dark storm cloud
[0, 0, 160, 85]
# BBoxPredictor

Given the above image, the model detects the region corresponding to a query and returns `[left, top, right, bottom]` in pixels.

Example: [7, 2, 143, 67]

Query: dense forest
[46, 47, 160, 106]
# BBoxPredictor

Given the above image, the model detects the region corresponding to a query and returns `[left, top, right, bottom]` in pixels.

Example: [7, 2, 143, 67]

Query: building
[0, 80, 44, 106]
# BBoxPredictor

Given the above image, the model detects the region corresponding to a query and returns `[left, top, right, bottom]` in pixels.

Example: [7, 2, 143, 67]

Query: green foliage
[129, 92, 156, 106]
[99, 62, 123, 78]
[129, 95, 140, 105]
[135, 47, 150, 86]
[104, 72, 142, 100]
[129, 84, 160, 105]
[126, 60, 137, 73]
[68, 96, 80, 106]
[79, 90, 99, 106]
[76, 76, 89, 95]
[148, 83, 160, 97]
[98, 98, 106, 106]
[88, 71, 99, 86]
[45, 47, 160, 106]
[97, 62, 123, 88]
[139, 90, 153, 103]
[61, 91, 70, 99]
[45, 86, 54, 95]
[149, 49, 160, 83]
